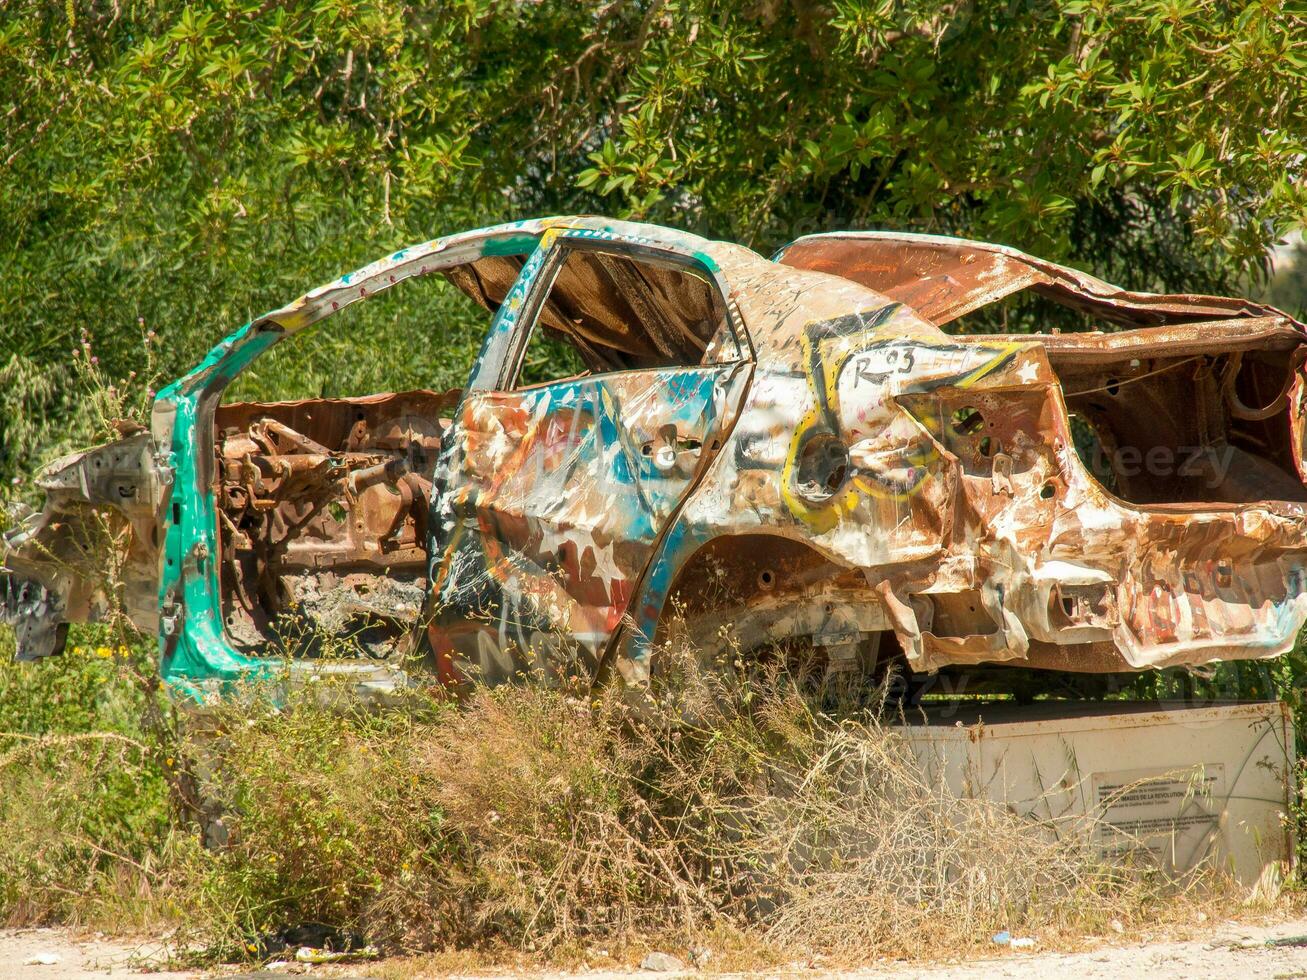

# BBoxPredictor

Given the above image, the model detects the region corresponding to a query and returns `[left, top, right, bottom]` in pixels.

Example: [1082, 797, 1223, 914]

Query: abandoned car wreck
[4, 216, 1307, 698]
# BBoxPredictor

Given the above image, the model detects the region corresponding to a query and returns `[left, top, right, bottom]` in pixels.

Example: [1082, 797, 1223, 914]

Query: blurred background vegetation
[2, 0, 1305, 482]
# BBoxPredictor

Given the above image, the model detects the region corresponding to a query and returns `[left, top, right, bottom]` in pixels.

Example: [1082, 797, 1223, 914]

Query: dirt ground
[7, 919, 1307, 980]
[0, 928, 190, 979]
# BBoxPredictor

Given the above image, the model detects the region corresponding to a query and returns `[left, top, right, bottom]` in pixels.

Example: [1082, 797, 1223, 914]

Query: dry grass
[0, 630, 1251, 964]
[627, 654, 1201, 959]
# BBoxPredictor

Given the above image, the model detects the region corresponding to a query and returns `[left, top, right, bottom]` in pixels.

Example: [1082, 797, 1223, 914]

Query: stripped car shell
[4, 217, 1307, 698]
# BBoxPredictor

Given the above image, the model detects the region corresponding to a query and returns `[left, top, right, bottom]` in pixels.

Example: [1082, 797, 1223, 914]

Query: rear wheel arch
[629, 531, 899, 679]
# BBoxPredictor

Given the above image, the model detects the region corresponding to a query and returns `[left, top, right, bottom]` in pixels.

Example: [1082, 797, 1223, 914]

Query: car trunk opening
[993, 322, 1307, 506]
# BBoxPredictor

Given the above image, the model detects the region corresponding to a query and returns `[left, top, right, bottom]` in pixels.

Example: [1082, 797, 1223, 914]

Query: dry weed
[1, 627, 1243, 962]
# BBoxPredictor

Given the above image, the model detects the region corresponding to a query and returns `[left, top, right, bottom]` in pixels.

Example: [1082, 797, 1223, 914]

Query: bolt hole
[1106, 378, 1121, 396]
[1040, 482, 1056, 499]
[757, 569, 775, 590]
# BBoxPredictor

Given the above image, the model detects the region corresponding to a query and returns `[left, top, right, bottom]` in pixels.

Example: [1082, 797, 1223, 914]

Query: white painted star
[587, 540, 624, 599]
[535, 516, 591, 558]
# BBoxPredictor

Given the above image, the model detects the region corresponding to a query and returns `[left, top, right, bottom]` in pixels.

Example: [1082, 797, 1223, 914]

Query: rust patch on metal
[213, 389, 460, 655]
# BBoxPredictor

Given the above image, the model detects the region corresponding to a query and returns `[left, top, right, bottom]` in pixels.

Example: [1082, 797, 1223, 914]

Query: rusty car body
[5, 216, 1307, 699]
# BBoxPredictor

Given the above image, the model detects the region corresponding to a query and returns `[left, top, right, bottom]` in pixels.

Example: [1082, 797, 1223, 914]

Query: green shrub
[0, 627, 177, 928]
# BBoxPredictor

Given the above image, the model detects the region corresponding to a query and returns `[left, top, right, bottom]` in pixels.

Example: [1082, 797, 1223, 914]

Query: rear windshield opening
[1056, 349, 1307, 506]
[945, 285, 1307, 508]
[948, 289, 1103, 335]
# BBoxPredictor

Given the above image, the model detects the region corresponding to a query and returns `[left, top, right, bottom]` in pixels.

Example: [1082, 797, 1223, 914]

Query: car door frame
[425, 226, 754, 683]
[153, 221, 549, 700]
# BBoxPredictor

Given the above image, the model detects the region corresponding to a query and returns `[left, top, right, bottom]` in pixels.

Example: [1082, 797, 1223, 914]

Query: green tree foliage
[2, 1, 1304, 479]
[1268, 238, 1307, 318]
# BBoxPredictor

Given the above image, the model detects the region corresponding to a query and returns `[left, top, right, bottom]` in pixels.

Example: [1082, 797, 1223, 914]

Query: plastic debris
[992, 931, 1011, 945]
[23, 953, 62, 965]
[1011, 937, 1036, 949]
[1266, 934, 1307, 948]
[293, 944, 379, 963]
